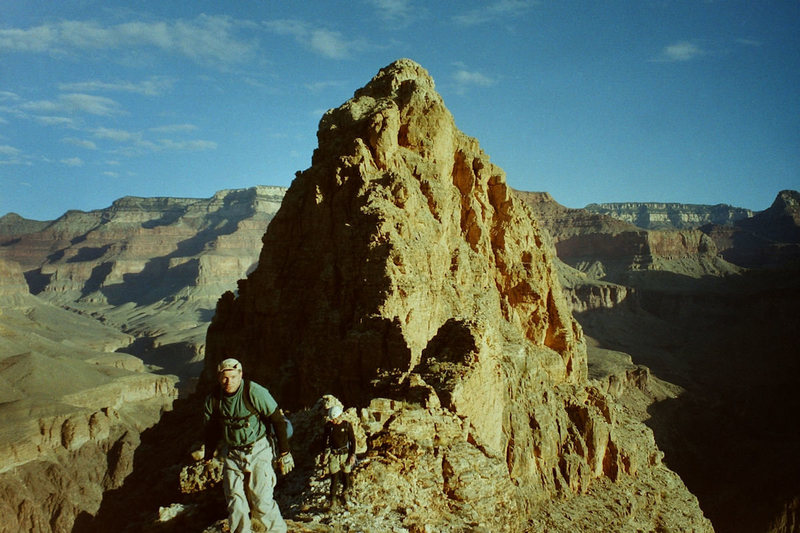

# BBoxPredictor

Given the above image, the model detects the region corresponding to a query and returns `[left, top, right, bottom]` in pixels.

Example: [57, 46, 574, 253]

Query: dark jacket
[323, 419, 355, 456]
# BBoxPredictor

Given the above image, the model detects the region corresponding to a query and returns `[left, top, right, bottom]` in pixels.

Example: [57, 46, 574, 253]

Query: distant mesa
[584, 200, 754, 230]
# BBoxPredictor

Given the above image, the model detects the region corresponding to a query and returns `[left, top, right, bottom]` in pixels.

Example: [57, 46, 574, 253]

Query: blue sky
[1, 1, 798, 221]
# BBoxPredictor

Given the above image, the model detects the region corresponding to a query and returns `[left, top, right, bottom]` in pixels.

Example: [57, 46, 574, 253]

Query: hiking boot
[327, 497, 339, 511]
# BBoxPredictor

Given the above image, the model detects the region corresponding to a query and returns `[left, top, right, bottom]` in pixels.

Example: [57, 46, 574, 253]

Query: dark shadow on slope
[71, 393, 317, 533]
[98, 257, 196, 306]
[97, 218, 241, 307]
[46, 248, 66, 263]
[23, 268, 51, 295]
[575, 267, 800, 533]
[141, 208, 187, 229]
[117, 338, 205, 381]
[71, 396, 225, 533]
[82, 262, 114, 297]
[68, 244, 111, 263]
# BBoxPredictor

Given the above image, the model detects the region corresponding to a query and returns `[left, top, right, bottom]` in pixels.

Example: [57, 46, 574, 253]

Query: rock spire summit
[205, 58, 583, 407]
[203, 59, 711, 531]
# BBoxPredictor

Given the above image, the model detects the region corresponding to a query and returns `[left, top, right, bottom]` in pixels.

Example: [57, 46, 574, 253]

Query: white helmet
[327, 404, 343, 420]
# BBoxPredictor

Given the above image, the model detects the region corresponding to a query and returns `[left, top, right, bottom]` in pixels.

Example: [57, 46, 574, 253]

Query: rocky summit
[203, 59, 712, 532]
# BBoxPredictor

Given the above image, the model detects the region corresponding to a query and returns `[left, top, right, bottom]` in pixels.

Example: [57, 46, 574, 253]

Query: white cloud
[656, 41, 705, 62]
[264, 20, 359, 59]
[157, 139, 217, 151]
[92, 127, 141, 142]
[452, 69, 497, 94]
[61, 157, 84, 167]
[22, 93, 123, 116]
[33, 116, 75, 127]
[736, 38, 762, 47]
[309, 29, 354, 60]
[149, 123, 198, 133]
[92, 126, 215, 153]
[305, 80, 348, 93]
[0, 15, 259, 67]
[454, 69, 496, 87]
[62, 137, 98, 150]
[453, 0, 536, 26]
[366, 0, 417, 26]
[0, 145, 21, 156]
[103, 171, 120, 178]
[58, 77, 175, 96]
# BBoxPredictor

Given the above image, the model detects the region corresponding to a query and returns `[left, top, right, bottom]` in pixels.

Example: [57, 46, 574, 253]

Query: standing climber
[322, 404, 356, 509]
[203, 357, 294, 533]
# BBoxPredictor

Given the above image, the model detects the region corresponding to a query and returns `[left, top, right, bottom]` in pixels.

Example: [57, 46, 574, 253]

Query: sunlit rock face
[206, 59, 584, 407]
[204, 59, 712, 531]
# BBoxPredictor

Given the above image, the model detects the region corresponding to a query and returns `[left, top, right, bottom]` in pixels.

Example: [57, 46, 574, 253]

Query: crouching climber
[322, 404, 356, 510]
[203, 357, 294, 533]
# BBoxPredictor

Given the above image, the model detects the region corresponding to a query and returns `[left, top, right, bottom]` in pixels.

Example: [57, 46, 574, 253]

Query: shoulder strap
[242, 380, 259, 417]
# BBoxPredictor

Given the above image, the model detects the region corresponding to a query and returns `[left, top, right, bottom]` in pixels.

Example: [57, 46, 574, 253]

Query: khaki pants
[223, 437, 287, 533]
[328, 450, 352, 475]
[328, 451, 352, 502]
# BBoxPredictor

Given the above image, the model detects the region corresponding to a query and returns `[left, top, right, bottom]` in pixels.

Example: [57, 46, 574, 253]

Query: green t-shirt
[204, 380, 278, 448]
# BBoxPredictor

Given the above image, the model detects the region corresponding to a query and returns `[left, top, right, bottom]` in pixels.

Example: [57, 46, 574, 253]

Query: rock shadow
[71, 396, 225, 533]
[23, 268, 51, 295]
[71, 393, 320, 533]
[575, 266, 800, 533]
[97, 219, 242, 307]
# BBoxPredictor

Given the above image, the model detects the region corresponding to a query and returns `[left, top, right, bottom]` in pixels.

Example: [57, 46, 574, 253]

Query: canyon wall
[0, 186, 285, 379]
[0, 257, 178, 532]
[584, 201, 753, 230]
[526, 190, 800, 533]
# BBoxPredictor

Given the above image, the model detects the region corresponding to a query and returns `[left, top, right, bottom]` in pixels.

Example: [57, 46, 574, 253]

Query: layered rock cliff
[0, 186, 286, 378]
[0, 256, 179, 532]
[204, 59, 711, 531]
[525, 191, 800, 532]
[703, 189, 800, 268]
[519, 191, 740, 291]
[0, 189, 287, 532]
[584, 201, 753, 230]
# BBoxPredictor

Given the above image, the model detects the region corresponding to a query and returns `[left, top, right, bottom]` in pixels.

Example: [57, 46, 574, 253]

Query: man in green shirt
[203, 357, 294, 533]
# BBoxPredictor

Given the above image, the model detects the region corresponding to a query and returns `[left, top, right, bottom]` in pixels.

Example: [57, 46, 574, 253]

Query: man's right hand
[278, 452, 295, 475]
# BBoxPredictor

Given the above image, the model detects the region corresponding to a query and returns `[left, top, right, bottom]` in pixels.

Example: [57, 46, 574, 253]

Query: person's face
[218, 368, 243, 395]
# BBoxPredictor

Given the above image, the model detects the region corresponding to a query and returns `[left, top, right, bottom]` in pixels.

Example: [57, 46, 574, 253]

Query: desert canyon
[1, 59, 798, 532]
